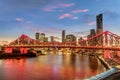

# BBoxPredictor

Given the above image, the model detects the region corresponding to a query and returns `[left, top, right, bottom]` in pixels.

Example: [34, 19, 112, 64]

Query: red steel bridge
[4, 30, 120, 53]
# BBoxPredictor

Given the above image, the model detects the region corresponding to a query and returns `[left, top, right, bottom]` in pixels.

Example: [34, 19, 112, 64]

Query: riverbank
[0, 52, 37, 59]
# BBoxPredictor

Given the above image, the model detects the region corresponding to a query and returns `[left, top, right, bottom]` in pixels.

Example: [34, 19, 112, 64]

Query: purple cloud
[43, 6, 58, 12]
[59, 13, 72, 19]
[59, 13, 79, 20]
[72, 16, 79, 20]
[16, 18, 23, 22]
[72, 9, 89, 13]
[87, 22, 96, 26]
[43, 3, 75, 12]
[82, 14, 96, 26]
[60, 3, 75, 7]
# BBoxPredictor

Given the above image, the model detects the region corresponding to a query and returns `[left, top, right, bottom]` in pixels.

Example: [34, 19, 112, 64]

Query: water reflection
[0, 54, 106, 80]
[89, 56, 98, 70]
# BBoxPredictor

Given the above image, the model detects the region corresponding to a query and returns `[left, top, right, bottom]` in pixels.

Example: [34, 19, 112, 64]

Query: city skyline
[0, 0, 120, 42]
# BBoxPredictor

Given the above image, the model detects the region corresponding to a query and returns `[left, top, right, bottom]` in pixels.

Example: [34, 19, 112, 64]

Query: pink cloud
[87, 22, 96, 26]
[43, 6, 58, 12]
[43, 3, 75, 12]
[60, 3, 75, 7]
[72, 9, 89, 13]
[16, 18, 23, 22]
[59, 13, 72, 19]
[72, 17, 79, 20]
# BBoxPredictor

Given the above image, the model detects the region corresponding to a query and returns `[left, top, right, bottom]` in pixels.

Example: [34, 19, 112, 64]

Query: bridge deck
[4, 46, 120, 51]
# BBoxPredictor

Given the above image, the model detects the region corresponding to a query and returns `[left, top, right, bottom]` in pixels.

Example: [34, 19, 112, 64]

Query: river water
[0, 53, 106, 80]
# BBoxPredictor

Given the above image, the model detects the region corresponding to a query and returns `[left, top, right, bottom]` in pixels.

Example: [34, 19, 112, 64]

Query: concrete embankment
[97, 55, 111, 70]
[90, 55, 120, 80]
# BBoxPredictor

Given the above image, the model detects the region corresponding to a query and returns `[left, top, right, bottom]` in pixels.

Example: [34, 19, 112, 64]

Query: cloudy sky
[0, 0, 120, 41]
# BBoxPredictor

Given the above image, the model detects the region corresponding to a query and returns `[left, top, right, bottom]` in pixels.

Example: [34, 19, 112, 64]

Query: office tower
[87, 34, 91, 46]
[96, 14, 103, 46]
[90, 29, 96, 36]
[40, 33, 45, 42]
[90, 29, 96, 46]
[78, 37, 85, 46]
[96, 14, 103, 34]
[66, 34, 76, 42]
[45, 37, 48, 42]
[35, 32, 40, 40]
[50, 36, 54, 42]
[62, 30, 66, 42]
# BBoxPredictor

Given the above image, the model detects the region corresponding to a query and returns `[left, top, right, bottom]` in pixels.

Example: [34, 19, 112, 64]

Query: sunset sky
[0, 0, 120, 42]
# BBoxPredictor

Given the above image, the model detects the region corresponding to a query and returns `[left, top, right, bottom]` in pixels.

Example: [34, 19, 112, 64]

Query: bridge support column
[5, 47, 13, 54]
[20, 48, 27, 54]
[105, 31, 108, 46]
[117, 51, 120, 57]
[104, 50, 111, 59]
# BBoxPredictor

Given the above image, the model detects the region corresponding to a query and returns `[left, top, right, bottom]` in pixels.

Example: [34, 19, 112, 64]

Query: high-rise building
[78, 37, 85, 46]
[96, 14, 103, 46]
[90, 29, 96, 36]
[45, 37, 48, 42]
[90, 29, 96, 46]
[62, 30, 66, 42]
[66, 34, 76, 42]
[35, 32, 40, 40]
[40, 33, 45, 42]
[87, 34, 91, 46]
[96, 14, 103, 34]
[50, 36, 54, 42]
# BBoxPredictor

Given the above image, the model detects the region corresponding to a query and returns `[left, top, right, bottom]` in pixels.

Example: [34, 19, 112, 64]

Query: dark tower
[50, 36, 54, 42]
[96, 14, 103, 46]
[90, 29, 96, 36]
[90, 29, 96, 46]
[35, 32, 40, 40]
[96, 14, 103, 34]
[62, 30, 66, 42]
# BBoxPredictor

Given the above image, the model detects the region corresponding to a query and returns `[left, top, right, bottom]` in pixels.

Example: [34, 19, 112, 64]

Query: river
[0, 53, 106, 80]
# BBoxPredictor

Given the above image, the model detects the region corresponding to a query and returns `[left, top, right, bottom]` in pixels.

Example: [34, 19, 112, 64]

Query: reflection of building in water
[62, 54, 76, 66]
[89, 56, 98, 70]
[70, 54, 76, 65]
[88, 56, 99, 76]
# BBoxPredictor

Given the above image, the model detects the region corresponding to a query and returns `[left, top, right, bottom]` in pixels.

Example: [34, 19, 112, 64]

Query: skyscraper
[35, 32, 40, 40]
[62, 30, 66, 42]
[50, 36, 54, 42]
[45, 37, 48, 42]
[40, 33, 45, 42]
[96, 14, 103, 46]
[90, 29, 96, 46]
[66, 34, 76, 42]
[96, 14, 103, 34]
[90, 29, 96, 36]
